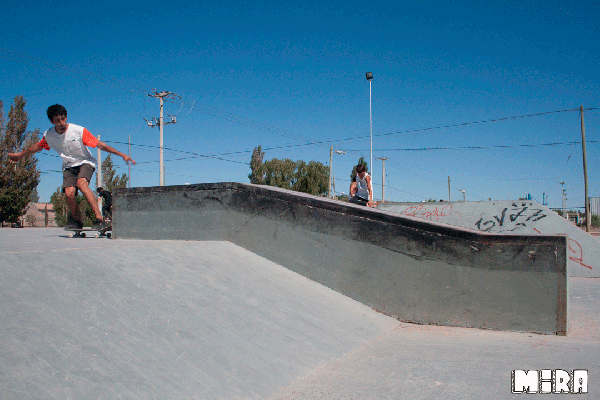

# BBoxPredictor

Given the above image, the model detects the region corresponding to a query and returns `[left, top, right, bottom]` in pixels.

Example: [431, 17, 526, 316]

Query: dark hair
[97, 187, 104, 192]
[356, 164, 366, 174]
[47, 104, 67, 121]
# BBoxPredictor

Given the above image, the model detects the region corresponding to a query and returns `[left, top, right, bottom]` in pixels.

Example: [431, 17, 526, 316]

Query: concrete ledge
[114, 182, 569, 335]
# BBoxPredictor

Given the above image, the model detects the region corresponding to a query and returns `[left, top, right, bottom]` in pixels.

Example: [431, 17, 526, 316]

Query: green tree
[264, 158, 298, 190]
[50, 187, 68, 226]
[250, 146, 329, 196]
[100, 154, 128, 192]
[30, 187, 40, 203]
[0, 96, 40, 224]
[248, 145, 265, 184]
[25, 214, 36, 227]
[50, 187, 95, 227]
[349, 156, 368, 182]
[292, 160, 329, 196]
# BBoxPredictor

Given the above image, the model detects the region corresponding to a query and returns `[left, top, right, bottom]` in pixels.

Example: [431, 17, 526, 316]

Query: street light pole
[329, 147, 346, 199]
[366, 72, 373, 183]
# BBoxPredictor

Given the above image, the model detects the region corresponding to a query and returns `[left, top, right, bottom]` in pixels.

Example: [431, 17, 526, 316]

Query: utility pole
[329, 146, 333, 198]
[329, 146, 346, 198]
[448, 176, 451, 201]
[580, 105, 590, 232]
[128, 135, 131, 188]
[332, 170, 336, 198]
[376, 157, 388, 202]
[146, 91, 177, 186]
[559, 181, 566, 218]
[97, 134, 102, 211]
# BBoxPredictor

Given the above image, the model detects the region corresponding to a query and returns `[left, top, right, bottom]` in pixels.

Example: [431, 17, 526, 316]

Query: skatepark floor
[1, 228, 598, 399]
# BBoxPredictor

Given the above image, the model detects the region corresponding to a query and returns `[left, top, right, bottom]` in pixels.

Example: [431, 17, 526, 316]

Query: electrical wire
[346, 140, 600, 152]
[3, 47, 596, 156]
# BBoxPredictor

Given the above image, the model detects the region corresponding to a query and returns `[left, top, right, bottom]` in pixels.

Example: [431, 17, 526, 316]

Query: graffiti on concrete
[401, 204, 458, 222]
[568, 239, 592, 270]
[474, 203, 547, 233]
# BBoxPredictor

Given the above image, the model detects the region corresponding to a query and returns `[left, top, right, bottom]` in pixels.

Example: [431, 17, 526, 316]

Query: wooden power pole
[581, 105, 590, 232]
[376, 157, 388, 202]
[147, 91, 177, 186]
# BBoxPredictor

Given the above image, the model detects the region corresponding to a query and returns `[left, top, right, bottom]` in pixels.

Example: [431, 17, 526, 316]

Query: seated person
[348, 164, 373, 207]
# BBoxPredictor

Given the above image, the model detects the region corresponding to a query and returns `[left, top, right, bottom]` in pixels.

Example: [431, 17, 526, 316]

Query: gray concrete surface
[1, 228, 598, 399]
[113, 183, 568, 335]
[0, 228, 398, 399]
[376, 201, 600, 278]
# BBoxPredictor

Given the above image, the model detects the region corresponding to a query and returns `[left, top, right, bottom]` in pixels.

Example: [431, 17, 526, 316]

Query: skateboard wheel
[81, 232, 86, 238]
[107, 232, 112, 239]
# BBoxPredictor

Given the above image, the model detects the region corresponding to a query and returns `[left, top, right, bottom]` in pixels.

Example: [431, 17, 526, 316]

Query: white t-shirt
[40, 123, 98, 170]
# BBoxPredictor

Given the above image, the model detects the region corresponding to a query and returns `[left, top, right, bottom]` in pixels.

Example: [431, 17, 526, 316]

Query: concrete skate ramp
[113, 183, 568, 335]
[376, 201, 599, 278]
[0, 231, 399, 399]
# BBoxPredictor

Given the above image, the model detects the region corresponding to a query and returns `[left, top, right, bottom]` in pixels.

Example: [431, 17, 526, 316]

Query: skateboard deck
[65, 226, 112, 238]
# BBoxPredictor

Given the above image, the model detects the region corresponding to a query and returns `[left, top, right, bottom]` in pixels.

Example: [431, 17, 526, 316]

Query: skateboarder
[8, 104, 135, 230]
[348, 164, 374, 207]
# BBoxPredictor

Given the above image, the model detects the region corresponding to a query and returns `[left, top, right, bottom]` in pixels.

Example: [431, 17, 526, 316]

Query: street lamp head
[366, 72, 373, 81]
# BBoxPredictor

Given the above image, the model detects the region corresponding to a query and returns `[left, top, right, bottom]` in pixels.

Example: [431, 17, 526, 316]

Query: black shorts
[62, 164, 95, 193]
[349, 195, 369, 206]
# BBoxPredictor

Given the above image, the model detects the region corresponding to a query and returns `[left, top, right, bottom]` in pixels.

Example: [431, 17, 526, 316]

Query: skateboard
[65, 226, 112, 238]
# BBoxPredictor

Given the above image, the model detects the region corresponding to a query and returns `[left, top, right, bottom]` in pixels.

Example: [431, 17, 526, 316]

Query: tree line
[248, 145, 369, 197]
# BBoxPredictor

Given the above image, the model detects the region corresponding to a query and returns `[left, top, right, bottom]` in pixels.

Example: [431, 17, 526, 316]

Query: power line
[104, 136, 599, 170]
[347, 140, 600, 152]
[3, 47, 596, 154]
[375, 108, 596, 139]
[160, 107, 597, 156]
[103, 140, 247, 165]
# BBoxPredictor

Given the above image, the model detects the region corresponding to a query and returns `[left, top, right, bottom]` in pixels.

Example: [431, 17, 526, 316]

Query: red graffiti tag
[402, 205, 457, 222]
[568, 238, 592, 270]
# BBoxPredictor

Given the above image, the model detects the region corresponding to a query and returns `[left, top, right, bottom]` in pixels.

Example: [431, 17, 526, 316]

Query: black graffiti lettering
[475, 218, 496, 232]
[509, 207, 528, 222]
[494, 208, 507, 227]
[474, 206, 548, 232]
[526, 209, 547, 222]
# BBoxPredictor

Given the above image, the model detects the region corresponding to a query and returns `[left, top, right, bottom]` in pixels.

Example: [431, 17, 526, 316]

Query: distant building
[589, 197, 600, 217]
[19, 202, 58, 227]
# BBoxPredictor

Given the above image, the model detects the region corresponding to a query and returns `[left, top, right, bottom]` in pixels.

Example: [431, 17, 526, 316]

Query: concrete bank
[114, 183, 569, 335]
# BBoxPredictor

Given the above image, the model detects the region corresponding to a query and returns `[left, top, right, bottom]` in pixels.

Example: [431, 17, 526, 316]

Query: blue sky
[1, 0, 599, 208]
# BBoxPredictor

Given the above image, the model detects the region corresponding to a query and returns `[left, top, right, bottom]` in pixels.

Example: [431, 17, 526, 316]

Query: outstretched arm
[8, 143, 43, 162]
[97, 141, 136, 165]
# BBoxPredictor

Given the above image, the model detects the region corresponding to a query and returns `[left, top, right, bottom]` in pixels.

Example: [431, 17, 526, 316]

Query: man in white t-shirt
[348, 164, 373, 207]
[9, 104, 136, 230]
